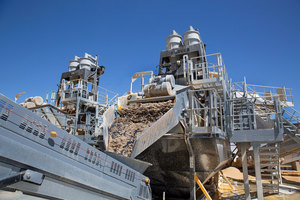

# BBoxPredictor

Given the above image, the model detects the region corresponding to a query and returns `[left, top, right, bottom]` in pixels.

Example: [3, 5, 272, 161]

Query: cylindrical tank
[69, 60, 79, 71]
[79, 58, 92, 70]
[25, 102, 35, 109]
[166, 30, 182, 50]
[144, 82, 175, 98]
[157, 75, 175, 88]
[33, 96, 43, 106]
[183, 26, 201, 46]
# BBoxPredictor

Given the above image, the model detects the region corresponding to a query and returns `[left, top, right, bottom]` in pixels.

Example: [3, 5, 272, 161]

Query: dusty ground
[219, 167, 300, 199]
[107, 100, 174, 156]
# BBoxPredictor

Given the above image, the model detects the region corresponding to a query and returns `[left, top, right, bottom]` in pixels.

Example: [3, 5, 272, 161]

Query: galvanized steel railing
[187, 88, 225, 132]
[58, 79, 118, 106]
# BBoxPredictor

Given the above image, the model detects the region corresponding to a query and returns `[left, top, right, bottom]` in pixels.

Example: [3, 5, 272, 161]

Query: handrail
[282, 107, 300, 123]
[185, 53, 231, 99]
[247, 83, 292, 90]
[232, 82, 293, 105]
[188, 88, 224, 131]
[59, 78, 118, 105]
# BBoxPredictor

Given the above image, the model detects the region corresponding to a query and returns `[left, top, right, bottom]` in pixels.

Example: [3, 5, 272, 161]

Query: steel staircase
[259, 143, 281, 194]
[232, 99, 256, 131]
[283, 120, 299, 137]
[280, 107, 300, 157]
[282, 106, 300, 137]
[230, 82, 298, 197]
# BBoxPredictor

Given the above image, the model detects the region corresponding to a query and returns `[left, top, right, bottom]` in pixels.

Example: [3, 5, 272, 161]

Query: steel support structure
[240, 143, 251, 200]
[252, 142, 264, 200]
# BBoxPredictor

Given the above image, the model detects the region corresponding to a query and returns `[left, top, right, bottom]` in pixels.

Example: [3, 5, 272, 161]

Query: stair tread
[259, 153, 279, 156]
[261, 175, 280, 177]
[260, 159, 279, 162]
[261, 165, 278, 168]
[261, 169, 279, 172]
[260, 147, 279, 150]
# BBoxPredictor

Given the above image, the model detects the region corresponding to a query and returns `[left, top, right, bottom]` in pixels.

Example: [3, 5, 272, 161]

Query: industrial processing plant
[0, 1, 300, 199]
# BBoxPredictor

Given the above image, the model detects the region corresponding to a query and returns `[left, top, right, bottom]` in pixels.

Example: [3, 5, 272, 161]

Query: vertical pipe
[253, 142, 264, 200]
[213, 92, 218, 129]
[74, 98, 80, 135]
[141, 75, 145, 91]
[93, 55, 99, 101]
[182, 120, 196, 200]
[220, 97, 224, 131]
[240, 143, 251, 200]
[243, 77, 247, 97]
[188, 139, 196, 200]
[191, 94, 195, 128]
[209, 91, 213, 132]
[189, 60, 194, 82]
[130, 80, 133, 94]
[183, 55, 188, 83]
[278, 143, 282, 185]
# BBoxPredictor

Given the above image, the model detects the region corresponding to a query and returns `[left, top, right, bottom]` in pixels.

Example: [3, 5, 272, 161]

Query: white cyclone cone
[166, 30, 182, 50]
[183, 26, 201, 46]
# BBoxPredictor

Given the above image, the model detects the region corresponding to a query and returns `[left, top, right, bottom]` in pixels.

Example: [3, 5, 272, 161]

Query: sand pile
[221, 167, 256, 181]
[107, 100, 174, 156]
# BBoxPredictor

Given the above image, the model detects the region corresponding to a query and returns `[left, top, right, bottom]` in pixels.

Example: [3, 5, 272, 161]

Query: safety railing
[231, 84, 277, 121]
[45, 91, 57, 105]
[232, 82, 293, 106]
[230, 98, 256, 131]
[187, 88, 225, 132]
[226, 96, 283, 133]
[59, 79, 118, 106]
[129, 71, 153, 94]
[97, 85, 118, 106]
[282, 106, 300, 124]
[184, 53, 231, 96]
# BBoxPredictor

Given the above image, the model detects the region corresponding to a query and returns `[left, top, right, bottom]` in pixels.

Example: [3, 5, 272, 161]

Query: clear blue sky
[0, 0, 299, 109]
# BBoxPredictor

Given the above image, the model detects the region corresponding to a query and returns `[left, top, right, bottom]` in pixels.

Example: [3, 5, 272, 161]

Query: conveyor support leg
[240, 143, 251, 200]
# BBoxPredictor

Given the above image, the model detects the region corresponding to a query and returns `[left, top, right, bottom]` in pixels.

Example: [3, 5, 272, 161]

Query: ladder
[259, 143, 281, 194]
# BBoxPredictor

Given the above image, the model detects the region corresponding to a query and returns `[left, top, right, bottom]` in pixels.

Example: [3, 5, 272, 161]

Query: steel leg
[253, 142, 264, 200]
[240, 143, 251, 200]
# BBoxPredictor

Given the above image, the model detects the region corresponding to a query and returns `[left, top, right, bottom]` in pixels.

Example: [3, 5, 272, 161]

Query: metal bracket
[0, 170, 44, 189]
[23, 170, 44, 185]
[0, 171, 25, 189]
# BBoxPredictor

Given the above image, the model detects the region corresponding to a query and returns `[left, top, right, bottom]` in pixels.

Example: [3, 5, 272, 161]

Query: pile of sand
[221, 167, 256, 181]
[107, 100, 174, 156]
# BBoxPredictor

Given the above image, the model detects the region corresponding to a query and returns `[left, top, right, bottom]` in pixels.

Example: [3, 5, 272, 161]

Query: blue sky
[0, 0, 299, 109]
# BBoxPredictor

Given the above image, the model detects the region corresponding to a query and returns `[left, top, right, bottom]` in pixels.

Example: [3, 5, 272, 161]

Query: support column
[240, 143, 251, 200]
[182, 118, 196, 200]
[253, 142, 264, 200]
[74, 98, 80, 135]
[189, 155, 196, 200]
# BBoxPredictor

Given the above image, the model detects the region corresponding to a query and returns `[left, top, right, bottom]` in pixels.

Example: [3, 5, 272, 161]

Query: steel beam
[252, 142, 264, 200]
[240, 143, 251, 200]
[0, 171, 25, 189]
